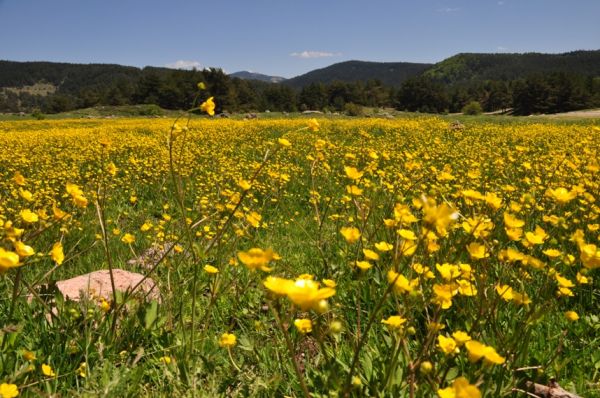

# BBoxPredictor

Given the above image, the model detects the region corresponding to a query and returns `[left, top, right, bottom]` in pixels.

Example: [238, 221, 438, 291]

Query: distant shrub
[31, 109, 45, 120]
[138, 104, 162, 116]
[462, 101, 483, 115]
[344, 103, 364, 116]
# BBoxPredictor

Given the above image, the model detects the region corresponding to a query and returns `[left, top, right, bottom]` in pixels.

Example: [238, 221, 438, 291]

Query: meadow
[0, 114, 599, 397]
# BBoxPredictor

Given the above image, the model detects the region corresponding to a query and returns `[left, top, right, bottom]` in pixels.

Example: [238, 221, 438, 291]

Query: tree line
[1, 65, 598, 115]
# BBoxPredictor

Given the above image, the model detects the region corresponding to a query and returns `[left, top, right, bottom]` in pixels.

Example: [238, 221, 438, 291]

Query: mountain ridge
[424, 50, 600, 84]
[229, 71, 286, 83]
[1, 49, 599, 114]
[283, 60, 433, 88]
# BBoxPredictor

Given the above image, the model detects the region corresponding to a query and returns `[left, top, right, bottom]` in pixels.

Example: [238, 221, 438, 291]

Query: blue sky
[1, 0, 598, 78]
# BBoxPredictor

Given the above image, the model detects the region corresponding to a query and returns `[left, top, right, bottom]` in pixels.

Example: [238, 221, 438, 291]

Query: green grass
[1, 116, 599, 397]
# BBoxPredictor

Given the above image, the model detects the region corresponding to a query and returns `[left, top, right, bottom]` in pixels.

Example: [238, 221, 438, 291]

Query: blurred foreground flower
[0, 383, 19, 398]
[238, 248, 278, 271]
[200, 96, 215, 116]
[438, 377, 481, 398]
[264, 275, 335, 311]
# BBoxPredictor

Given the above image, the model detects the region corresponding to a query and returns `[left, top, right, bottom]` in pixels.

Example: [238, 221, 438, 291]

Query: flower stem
[270, 302, 311, 398]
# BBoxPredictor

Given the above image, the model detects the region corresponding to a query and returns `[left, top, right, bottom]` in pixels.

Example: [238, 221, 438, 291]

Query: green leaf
[362, 351, 373, 381]
[238, 335, 254, 352]
[144, 300, 158, 330]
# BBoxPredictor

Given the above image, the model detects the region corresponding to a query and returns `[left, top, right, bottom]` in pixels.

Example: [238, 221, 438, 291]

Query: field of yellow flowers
[0, 116, 599, 397]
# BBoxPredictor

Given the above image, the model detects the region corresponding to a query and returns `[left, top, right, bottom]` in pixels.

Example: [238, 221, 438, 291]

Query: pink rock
[55, 269, 159, 302]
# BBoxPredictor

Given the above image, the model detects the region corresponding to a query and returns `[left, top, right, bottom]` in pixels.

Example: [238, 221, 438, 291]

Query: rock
[449, 120, 465, 130]
[302, 110, 323, 114]
[56, 269, 159, 302]
[127, 242, 177, 270]
[525, 379, 583, 398]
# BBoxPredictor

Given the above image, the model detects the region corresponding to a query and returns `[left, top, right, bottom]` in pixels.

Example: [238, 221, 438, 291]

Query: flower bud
[419, 361, 433, 374]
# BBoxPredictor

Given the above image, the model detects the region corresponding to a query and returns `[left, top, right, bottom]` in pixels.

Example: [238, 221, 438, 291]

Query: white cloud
[290, 51, 341, 59]
[437, 7, 460, 13]
[165, 60, 202, 70]
[497, 46, 509, 52]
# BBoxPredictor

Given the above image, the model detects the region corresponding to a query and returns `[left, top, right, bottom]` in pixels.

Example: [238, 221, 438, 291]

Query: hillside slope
[284, 60, 433, 88]
[424, 50, 600, 83]
[229, 71, 286, 83]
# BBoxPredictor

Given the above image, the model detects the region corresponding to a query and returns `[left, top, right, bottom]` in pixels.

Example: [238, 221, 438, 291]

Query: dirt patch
[541, 108, 600, 118]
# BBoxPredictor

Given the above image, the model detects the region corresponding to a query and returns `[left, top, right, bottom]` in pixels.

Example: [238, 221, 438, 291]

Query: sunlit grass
[0, 116, 599, 397]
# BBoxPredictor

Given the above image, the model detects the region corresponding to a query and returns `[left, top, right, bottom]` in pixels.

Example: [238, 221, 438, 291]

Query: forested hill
[284, 60, 433, 88]
[1, 50, 599, 115]
[0, 61, 142, 89]
[425, 50, 600, 83]
[230, 71, 286, 83]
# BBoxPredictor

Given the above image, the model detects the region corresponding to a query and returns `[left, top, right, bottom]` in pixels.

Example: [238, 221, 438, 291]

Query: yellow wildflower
[387, 270, 418, 294]
[121, 233, 135, 244]
[452, 331, 472, 346]
[294, 318, 313, 334]
[484, 192, 503, 210]
[467, 242, 488, 260]
[576, 272, 589, 284]
[438, 377, 481, 398]
[107, 162, 118, 176]
[465, 340, 505, 365]
[495, 284, 514, 301]
[565, 311, 579, 321]
[238, 248, 278, 271]
[204, 265, 219, 274]
[433, 283, 457, 309]
[13, 171, 26, 186]
[355, 260, 373, 271]
[41, 363, 56, 377]
[340, 226, 361, 243]
[66, 183, 88, 207]
[77, 362, 87, 377]
[437, 335, 458, 354]
[277, 138, 291, 147]
[436, 263, 461, 281]
[381, 315, 407, 330]
[264, 276, 335, 311]
[246, 211, 262, 228]
[503, 212, 525, 229]
[375, 241, 393, 252]
[346, 185, 363, 196]
[237, 179, 252, 191]
[19, 188, 33, 201]
[52, 204, 68, 220]
[344, 166, 363, 180]
[0, 248, 21, 272]
[555, 273, 574, 288]
[200, 96, 216, 116]
[14, 241, 35, 258]
[218, 333, 236, 348]
[457, 279, 477, 296]
[50, 242, 65, 265]
[397, 229, 417, 240]
[307, 118, 320, 132]
[362, 249, 380, 261]
[546, 187, 577, 204]
[505, 228, 523, 241]
[0, 383, 19, 398]
[422, 197, 458, 236]
[20, 209, 38, 223]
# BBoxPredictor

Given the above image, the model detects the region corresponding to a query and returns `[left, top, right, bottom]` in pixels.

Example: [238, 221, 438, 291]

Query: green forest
[1, 50, 599, 115]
